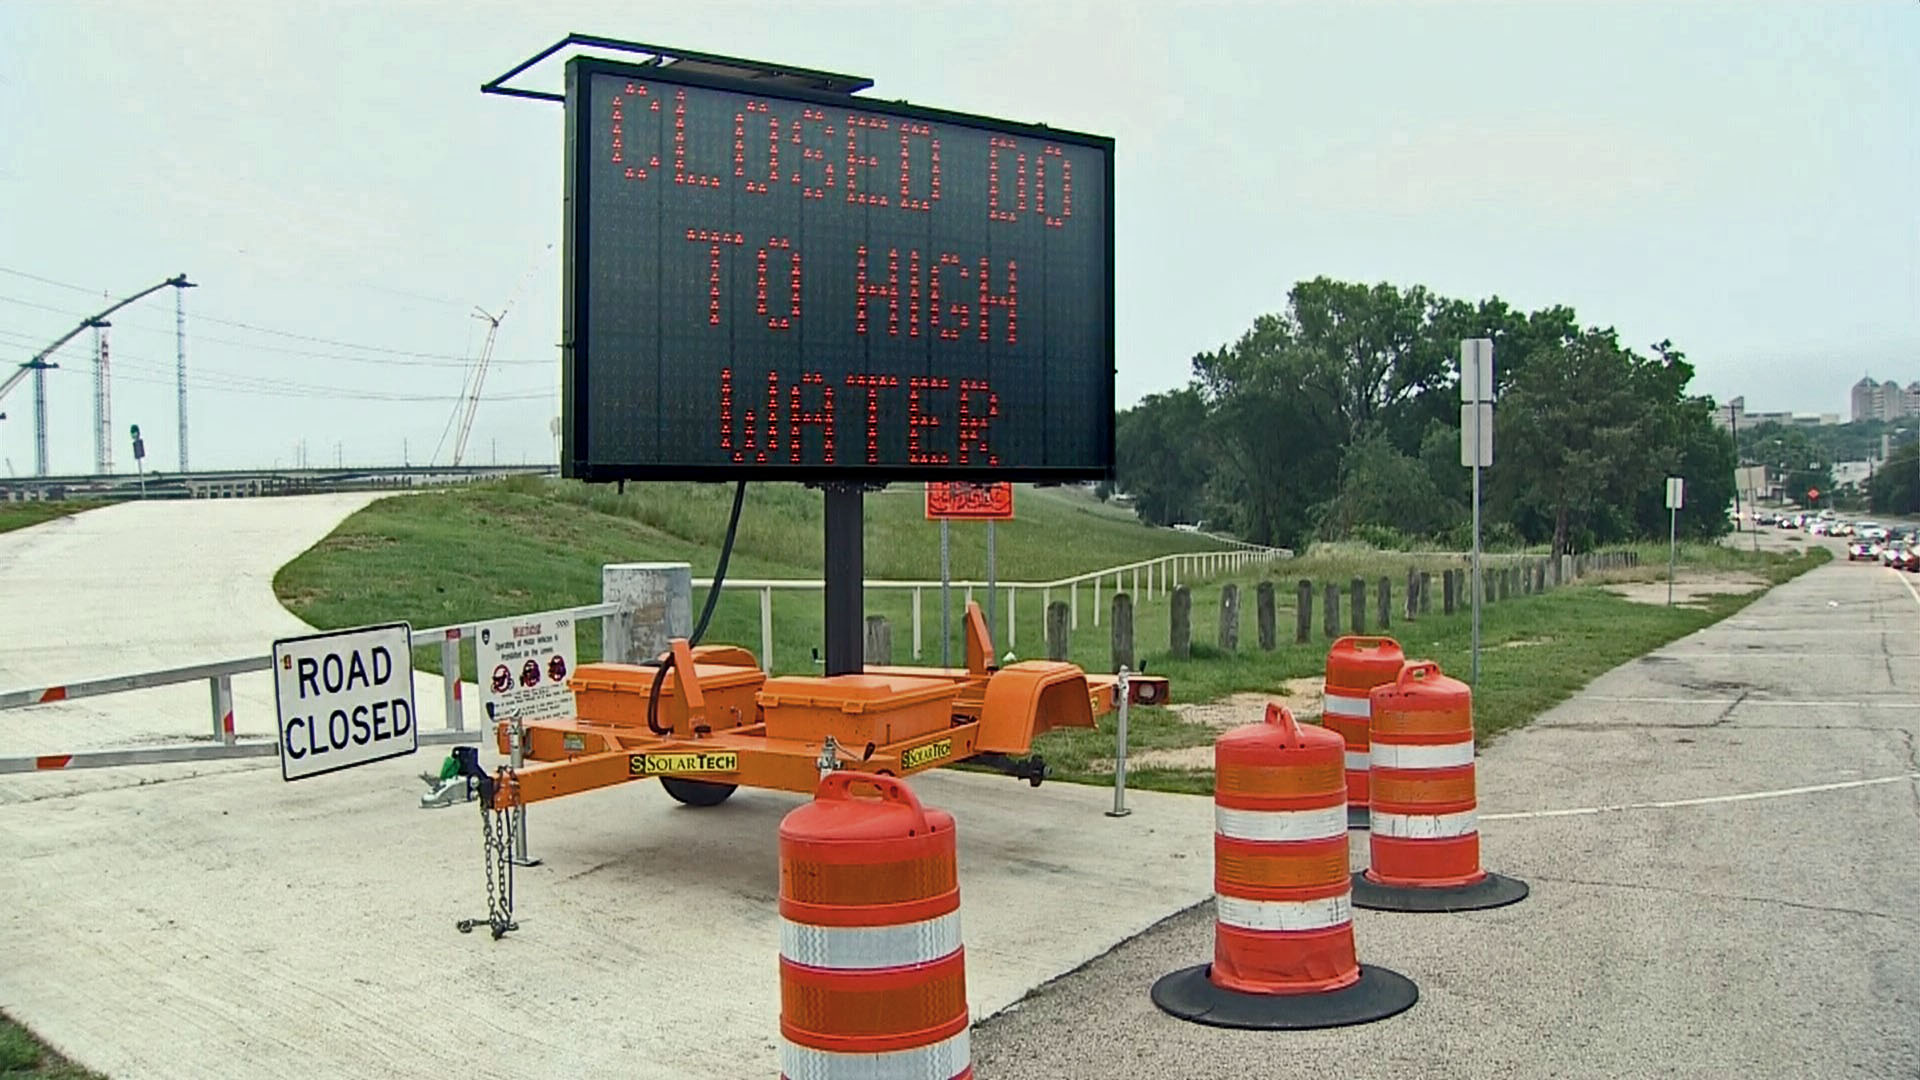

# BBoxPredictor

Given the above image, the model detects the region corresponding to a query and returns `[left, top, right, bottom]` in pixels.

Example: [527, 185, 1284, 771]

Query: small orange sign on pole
[925, 482, 1014, 520]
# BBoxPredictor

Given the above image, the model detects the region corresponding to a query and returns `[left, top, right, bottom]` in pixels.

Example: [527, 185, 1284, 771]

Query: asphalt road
[973, 539, 1920, 1079]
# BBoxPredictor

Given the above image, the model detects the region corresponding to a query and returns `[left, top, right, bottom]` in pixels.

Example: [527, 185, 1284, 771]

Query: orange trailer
[458, 602, 1165, 813]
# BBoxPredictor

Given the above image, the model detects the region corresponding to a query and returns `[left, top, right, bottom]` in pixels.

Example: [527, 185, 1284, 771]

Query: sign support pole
[940, 520, 952, 668]
[986, 520, 999, 657]
[1668, 505, 1678, 608]
[823, 484, 865, 676]
[1471, 413, 1482, 687]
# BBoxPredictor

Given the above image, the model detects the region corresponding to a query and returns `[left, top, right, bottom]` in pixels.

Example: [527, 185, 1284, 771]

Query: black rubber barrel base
[1150, 963, 1418, 1030]
[1349, 870, 1529, 913]
[1347, 804, 1370, 830]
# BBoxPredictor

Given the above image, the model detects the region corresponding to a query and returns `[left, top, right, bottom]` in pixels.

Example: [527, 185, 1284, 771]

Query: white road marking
[1581, 696, 1920, 709]
[1484, 773, 1920, 821]
[1894, 567, 1920, 611]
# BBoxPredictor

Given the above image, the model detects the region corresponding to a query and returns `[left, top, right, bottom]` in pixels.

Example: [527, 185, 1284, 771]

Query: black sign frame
[562, 55, 1116, 483]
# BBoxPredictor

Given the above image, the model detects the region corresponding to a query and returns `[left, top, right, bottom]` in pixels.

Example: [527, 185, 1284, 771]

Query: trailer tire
[660, 777, 737, 807]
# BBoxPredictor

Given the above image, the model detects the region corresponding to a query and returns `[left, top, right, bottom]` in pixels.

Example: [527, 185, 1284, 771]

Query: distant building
[1850, 376, 1920, 423]
[1715, 396, 1841, 431]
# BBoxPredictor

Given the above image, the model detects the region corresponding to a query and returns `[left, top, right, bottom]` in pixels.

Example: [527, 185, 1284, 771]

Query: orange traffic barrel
[1352, 662, 1528, 913]
[1152, 704, 1417, 1029]
[1322, 636, 1406, 829]
[779, 771, 972, 1079]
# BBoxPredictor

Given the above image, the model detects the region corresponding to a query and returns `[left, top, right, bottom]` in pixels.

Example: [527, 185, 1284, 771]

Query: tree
[1115, 388, 1214, 526]
[1868, 441, 1920, 515]
[1496, 331, 1657, 557]
[1315, 432, 1461, 539]
[1190, 318, 1344, 546]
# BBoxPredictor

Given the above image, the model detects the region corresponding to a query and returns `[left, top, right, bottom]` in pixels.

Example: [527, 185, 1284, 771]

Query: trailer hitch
[968, 753, 1048, 787]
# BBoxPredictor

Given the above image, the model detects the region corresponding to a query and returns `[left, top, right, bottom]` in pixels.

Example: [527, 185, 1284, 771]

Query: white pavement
[0, 497, 1220, 1078]
[0, 494, 410, 759]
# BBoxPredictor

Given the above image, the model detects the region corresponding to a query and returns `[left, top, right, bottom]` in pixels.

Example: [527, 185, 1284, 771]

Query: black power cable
[647, 481, 748, 735]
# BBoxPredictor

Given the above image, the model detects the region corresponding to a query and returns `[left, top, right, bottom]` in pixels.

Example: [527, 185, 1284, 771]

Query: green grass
[1024, 543, 1830, 787]
[275, 478, 1234, 678]
[0, 1017, 101, 1079]
[274, 483, 1826, 792]
[0, 501, 102, 535]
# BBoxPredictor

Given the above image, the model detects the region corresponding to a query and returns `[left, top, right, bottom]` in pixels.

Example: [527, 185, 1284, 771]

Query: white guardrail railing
[0, 602, 623, 774]
[696, 544, 1289, 672]
[0, 541, 1287, 774]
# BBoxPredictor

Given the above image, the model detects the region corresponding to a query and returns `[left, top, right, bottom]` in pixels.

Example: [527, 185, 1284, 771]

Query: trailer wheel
[660, 777, 737, 807]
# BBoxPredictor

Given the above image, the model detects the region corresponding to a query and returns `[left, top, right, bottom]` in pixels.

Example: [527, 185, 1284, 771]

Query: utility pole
[31, 360, 50, 476]
[1728, 401, 1754, 552]
[91, 320, 112, 474]
[174, 277, 197, 472]
[1, 274, 189, 480]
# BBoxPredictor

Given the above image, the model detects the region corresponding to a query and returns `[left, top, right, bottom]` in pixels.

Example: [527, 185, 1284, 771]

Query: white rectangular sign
[1460, 338, 1495, 403]
[477, 610, 578, 722]
[273, 623, 416, 781]
[1666, 476, 1685, 510]
[1460, 402, 1494, 467]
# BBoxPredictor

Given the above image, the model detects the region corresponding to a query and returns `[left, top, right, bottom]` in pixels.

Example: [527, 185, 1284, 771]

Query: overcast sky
[1, 1, 1914, 475]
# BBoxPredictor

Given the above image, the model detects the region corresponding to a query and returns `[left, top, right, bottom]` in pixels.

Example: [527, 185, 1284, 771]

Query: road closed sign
[476, 611, 577, 722]
[272, 623, 417, 781]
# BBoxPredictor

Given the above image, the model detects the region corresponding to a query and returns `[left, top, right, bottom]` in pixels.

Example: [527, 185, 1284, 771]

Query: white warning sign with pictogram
[476, 611, 578, 722]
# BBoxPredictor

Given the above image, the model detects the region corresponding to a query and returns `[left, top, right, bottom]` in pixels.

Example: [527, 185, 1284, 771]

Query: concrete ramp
[0, 493, 472, 758]
[0, 757, 1211, 1079]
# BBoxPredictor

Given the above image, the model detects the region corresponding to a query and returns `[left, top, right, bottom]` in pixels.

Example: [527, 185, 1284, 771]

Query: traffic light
[130, 424, 146, 462]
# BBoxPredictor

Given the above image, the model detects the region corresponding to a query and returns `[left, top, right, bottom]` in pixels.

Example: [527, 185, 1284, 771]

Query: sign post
[1665, 476, 1685, 607]
[129, 423, 147, 499]
[925, 482, 1016, 662]
[1460, 339, 1495, 687]
[940, 519, 952, 667]
[271, 623, 417, 781]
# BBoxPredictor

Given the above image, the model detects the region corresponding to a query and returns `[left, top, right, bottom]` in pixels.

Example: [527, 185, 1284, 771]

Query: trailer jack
[968, 753, 1048, 787]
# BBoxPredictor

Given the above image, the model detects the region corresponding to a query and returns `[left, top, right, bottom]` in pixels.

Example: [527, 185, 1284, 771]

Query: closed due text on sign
[272, 622, 418, 781]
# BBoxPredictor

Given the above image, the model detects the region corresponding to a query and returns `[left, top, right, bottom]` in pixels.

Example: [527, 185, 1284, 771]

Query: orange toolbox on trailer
[757, 673, 959, 746]
[568, 659, 766, 733]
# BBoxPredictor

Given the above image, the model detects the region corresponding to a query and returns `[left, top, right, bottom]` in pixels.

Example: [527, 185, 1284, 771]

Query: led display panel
[563, 57, 1114, 481]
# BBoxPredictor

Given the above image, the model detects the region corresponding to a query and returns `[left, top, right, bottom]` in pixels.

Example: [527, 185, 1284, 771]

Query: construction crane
[1, 274, 191, 475]
[449, 306, 504, 467]
[434, 245, 551, 468]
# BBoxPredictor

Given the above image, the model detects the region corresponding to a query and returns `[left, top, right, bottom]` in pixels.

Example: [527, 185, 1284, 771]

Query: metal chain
[457, 768, 517, 939]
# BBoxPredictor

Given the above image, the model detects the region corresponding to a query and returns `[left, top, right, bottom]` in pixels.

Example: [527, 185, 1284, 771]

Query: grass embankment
[0, 1017, 100, 1079]
[0, 501, 102, 535]
[276, 478, 1231, 678]
[279, 480, 1828, 793]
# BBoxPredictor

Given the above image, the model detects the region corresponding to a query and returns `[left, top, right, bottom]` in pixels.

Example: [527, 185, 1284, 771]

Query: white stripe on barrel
[1215, 804, 1348, 843]
[1370, 740, 1475, 770]
[1344, 750, 1368, 772]
[781, 1028, 970, 1080]
[1322, 692, 1371, 718]
[1216, 893, 1353, 933]
[1369, 808, 1479, 839]
[780, 910, 963, 971]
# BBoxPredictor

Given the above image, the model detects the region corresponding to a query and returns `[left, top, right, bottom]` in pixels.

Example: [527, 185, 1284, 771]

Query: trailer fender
[975, 662, 1095, 754]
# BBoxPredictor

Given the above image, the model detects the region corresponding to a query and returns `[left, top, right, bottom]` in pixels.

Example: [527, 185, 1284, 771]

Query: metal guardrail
[0, 542, 1288, 771]
[0, 601, 621, 774]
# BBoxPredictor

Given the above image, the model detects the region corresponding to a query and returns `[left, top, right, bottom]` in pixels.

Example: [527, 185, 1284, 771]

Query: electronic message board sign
[563, 56, 1114, 482]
